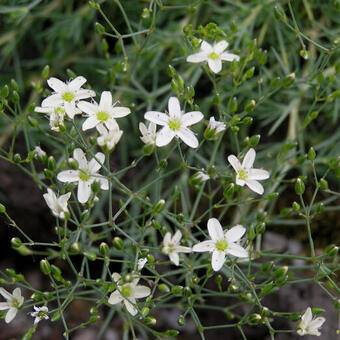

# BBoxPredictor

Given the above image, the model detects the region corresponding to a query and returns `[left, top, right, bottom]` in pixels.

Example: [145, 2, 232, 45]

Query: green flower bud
[248, 226, 256, 240]
[112, 237, 124, 250]
[95, 22, 105, 34]
[295, 178, 305, 195]
[143, 144, 155, 156]
[146, 254, 155, 263]
[88, 1, 100, 9]
[249, 134, 260, 147]
[319, 178, 328, 190]
[11, 90, 20, 104]
[325, 244, 338, 257]
[223, 183, 235, 199]
[145, 316, 157, 326]
[158, 159, 168, 170]
[244, 99, 256, 113]
[0, 203, 6, 213]
[68, 158, 79, 170]
[182, 287, 192, 297]
[308, 147, 316, 161]
[70, 242, 81, 253]
[261, 261, 274, 274]
[40, 259, 51, 275]
[99, 242, 109, 256]
[165, 330, 180, 337]
[177, 315, 185, 326]
[152, 199, 165, 214]
[41, 65, 50, 79]
[158, 283, 170, 293]
[43, 169, 53, 179]
[265, 192, 278, 201]
[256, 222, 266, 235]
[248, 313, 262, 325]
[11, 237, 22, 248]
[47, 156, 56, 171]
[13, 153, 21, 163]
[282, 72, 295, 87]
[292, 201, 300, 212]
[270, 77, 281, 88]
[141, 306, 150, 317]
[84, 252, 97, 261]
[171, 285, 183, 296]
[1, 85, 9, 98]
[229, 97, 238, 113]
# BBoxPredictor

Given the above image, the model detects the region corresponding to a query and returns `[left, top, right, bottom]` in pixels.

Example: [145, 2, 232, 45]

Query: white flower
[162, 230, 191, 266]
[186, 40, 239, 74]
[227, 148, 270, 195]
[108, 273, 151, 316]
[78, 91, 131, 131]
[144, 97, 203, 148]
[34, 105, 66, 132]
[137, 258, 147, 271]
[297, 307, 325, 336]
[208, 117, 226, 134]
[196, 171, 209, 181]
[96, 121, 123, 152]
[41, 76, 95, 119]
[193, 218, 248, 271]
[30, 306, 49, 324]
[34, 146, 46, 159]
[139, 122, 157, 145]
[0, 287, 24, 323]
[57, 148, 108, 204]
[43, 188, 71, 219]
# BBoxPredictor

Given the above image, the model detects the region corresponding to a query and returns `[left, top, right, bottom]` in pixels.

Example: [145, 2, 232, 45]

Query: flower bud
[308, 147, 316, 161]
[0, 203, 6, 213]
[158, 283, 170, 293]
[99, 242, 109, 256]
[68, 158, 79, 170]
[112, 237, 124, 250]
[177, 315, 185, 326]
[145, 316, 157, 326]
[292, 201, 300, 212]
[295, 178, 305, 195]
[143, 144, 155, 156]
[171, 285, 183, 296]
[11, 237, 22, 248]
[152, 199, 165, 214]
[244, 99, 256, 113]
[282, 72, 295, 87]
[47, 156, 56, 171]
[319, 178, 328, 190]
[223, 183, 235, 199]
[84, 252, 97, 261]
[70, 242, 81, 252]
[325, 244, 338, 257]
[248, 313, 262, 325]
[40, 259, 51, 275]
[165, 330, 180, 337]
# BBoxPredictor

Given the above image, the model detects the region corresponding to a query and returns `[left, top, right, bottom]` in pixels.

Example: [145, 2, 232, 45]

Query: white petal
[12, 288, 22, 302]
[77, 181, 91, 203]
[57, 170, 79, 182]
[124, 300, 137, 316]
[207, 218, 224, 241]
[47, 77, 67, 93]
[73, 148, 87, 169]
[227, 243, 248, 258]
[59, 192, 72, 208]
[42, 94, 62, 107]
[242, 148, 256, 168]
[181, 111, 204, 126]
[88, 152, 105, 173]
[248, 169, 270, 180]
[246, 179, 264, 195]
[228, 155, 242, 172]
[186, 52, 207, 63]
[108, 291, 123, 305]
[236, 178, 246, 186]
[134, 285, 151, 299]
[112, 272, 121, 282]
[309, 317, 326, 330]
[207, 58, 222, 74]
[225, 225, 246, 243]
[5, 308, 17, 323]
[302, 308, 313, 323]
[35, 106, 54, 114]
[156, 127, 175, 147]
[111, 106, 131, 118]
[176, 246, 192, 253]
[76, 89, 96, 100]
[163, 232, 171, 245]
[0, 288, 11, 300]
[214, 40, 228, 54]
[68, 76, 87, 91]
[0, 302, 9, 310]
[200, 40, 213, 53]
[99, 176, 109, 190]
[77, 101, 98, 116]
[99, 91, 112, 108]
[172, 230, 182, 244]
[192, 240, 215, 252]
[220, 52, 240, 62]
[64, 102, 79, 119]
[82, 116, 98, 131]
[176, 128, 199, 148]
[139, 122, 148, 135]
[211, 250, 225, 271]
[169, 252, 179, 266]
[168, 97, 181, 118]
[144, 111, 169, 126]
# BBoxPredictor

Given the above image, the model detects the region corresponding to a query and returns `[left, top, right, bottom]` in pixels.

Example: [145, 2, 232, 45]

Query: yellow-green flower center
[12, 299, 21, 309]
[238, 169, 248, 181]
[208, 52, 219, 60]
[167, 242, 174, 254]
[55, 107, 65, 115]
[168, 118, 181, 131]
[79, 171, 91, 181]
[215, 239, 228, 251]
[62, 91, 75, 103]
[97, 111, 110, 122]
[121, 285, 132, 297]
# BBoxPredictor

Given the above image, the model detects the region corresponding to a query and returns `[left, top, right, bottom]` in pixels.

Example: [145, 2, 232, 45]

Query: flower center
[121, 285, 131, 297]
[167, 242, 175, 254]
[12, 299, 21, 309]
[79, 171, 91, 181]
[97, 111, 110, 122]
[37, 311, 47, 319]
[62, 91, 75, 103]
[55, 107, 65, 115]
[238, 169, 248, 181]
[215, 239, 228, 251]
[168, 118, 181, 131]
[208, 52, 219, 60]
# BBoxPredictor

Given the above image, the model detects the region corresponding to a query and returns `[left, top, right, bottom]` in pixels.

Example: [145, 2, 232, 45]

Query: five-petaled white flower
[78, 91, 131, 131]
[43, 189, 71, 219]
[162, 230, 191, 266]
[57, 148, 108, 204]
[193, 218, 248, 271]
[139, 122, 157, 145]
[297, 307, 325, 336]
[228, 148, 270, 195]
[0, 287, 24, 323]
[96, 121, 123, 152]
[208, 117, 226, 134]
[41, 77, 95, 119]
[30, 306, 49, 324]
[34, 105, 66, 132]
[108, 273, 151, 316]
[187, 40, 239, 74]
[144, 97, 203, 148]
